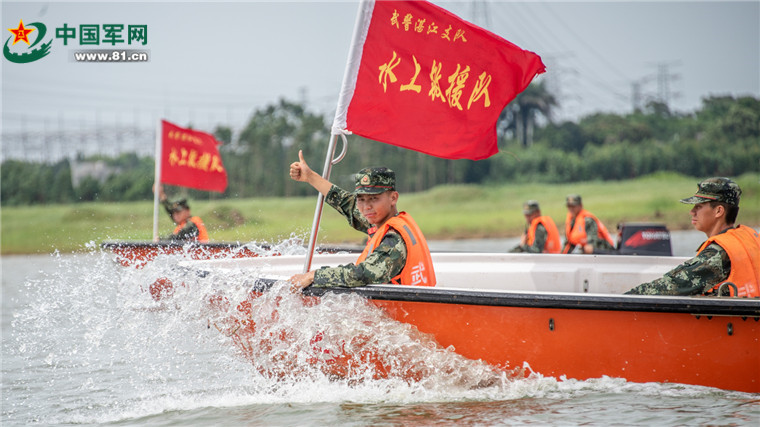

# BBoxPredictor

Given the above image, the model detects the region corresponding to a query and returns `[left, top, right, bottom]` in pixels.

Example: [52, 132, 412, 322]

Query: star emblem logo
[8, 20, 34, 46]
[4, 19, 53, 63]
[360, 175, 370, 185]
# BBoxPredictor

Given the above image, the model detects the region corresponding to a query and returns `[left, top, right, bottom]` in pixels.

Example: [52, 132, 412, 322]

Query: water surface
[2, 239, 758, 426]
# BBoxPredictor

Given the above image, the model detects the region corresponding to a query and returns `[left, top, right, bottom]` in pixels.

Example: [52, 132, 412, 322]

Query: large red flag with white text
[160, 120, 227, 193]
[332, 0, 545, 160]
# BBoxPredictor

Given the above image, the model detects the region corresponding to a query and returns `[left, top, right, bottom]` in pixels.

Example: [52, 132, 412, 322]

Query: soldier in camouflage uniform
[562, 194, 617, 254]
[154, 184, 208, 242]
[288, 150, 435, 289]
[626, 177, 759, 296]
[510, 200, 561, 253]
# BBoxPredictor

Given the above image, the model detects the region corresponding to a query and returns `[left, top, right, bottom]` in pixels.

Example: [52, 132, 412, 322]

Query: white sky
[2, 1, 759, 141]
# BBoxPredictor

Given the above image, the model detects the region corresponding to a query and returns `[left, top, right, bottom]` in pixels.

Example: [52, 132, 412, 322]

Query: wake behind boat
[182, 252, 760, 393]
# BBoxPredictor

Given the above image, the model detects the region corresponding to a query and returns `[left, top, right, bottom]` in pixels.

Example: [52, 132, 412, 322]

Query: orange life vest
[173, 216, 209, 242]
[697, 225, 760, 297]
[356, 212, 436, 286]
[527, 215, 561, 254]
[563, 209, 615, 253]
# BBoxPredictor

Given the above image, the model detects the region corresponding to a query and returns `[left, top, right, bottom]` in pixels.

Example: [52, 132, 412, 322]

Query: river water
[2, 235, 759, 426]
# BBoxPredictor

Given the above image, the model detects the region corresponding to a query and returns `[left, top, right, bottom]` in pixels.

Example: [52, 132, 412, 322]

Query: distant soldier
[510, 200, 561, 253]
[561, 194, 616, 254]
[155, 184, 209, 242]
[626, 177, 760, 297]
[288, 150, 436, 289]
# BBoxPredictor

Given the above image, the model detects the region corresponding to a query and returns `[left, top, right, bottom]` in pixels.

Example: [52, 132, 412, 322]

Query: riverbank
[2, 172, 759, 254]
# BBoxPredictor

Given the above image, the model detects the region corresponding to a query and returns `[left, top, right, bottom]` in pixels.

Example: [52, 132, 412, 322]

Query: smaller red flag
[160, 120, 227, 193]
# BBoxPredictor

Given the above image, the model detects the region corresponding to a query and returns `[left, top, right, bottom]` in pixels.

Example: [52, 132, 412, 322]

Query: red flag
[335, 0, 545, 160]
[160, 120, 227, 193]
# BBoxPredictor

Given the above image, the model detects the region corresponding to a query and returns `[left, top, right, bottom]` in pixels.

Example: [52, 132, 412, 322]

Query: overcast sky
[2, 1, 758, 144]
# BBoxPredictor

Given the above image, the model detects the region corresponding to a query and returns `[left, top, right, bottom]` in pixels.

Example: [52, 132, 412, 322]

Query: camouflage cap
[680, 177, 741, 206]
[165, 198, 190, 215]
[354, 167, 396, 194]
[523, 200, 540, 215]
[565, 194, 582, 206]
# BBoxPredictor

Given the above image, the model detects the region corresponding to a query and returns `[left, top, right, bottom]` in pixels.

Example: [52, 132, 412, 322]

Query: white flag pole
[152, 119, 162, 242]
[301, 0, 374, 273]
[330, 0, 374, 134]
[302, 133, 343, 273]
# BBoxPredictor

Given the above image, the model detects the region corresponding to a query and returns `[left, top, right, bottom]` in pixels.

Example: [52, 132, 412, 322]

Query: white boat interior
[184, 252, 689, 295]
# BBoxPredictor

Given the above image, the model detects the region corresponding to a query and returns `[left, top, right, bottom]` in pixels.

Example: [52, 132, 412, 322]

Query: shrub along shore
[2, 172, 758, 255]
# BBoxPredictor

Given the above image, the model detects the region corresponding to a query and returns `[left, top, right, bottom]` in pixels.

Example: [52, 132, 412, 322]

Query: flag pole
[301, 0, 373, 273]
[302, 133, 342, 273]
[152, 119, 162, 242]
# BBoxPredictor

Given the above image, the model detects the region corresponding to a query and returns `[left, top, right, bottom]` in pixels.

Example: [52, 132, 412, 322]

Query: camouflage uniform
[312, 167, 407, 288]
[576, 216, 616, 252]
[564, 194, 616, 253]
[161, 198, 200, 242]
[625, 177, 743, 296]
[511, 200, 559, 253]
[510, 224, 548, 253]
[625, 240, 731, 296]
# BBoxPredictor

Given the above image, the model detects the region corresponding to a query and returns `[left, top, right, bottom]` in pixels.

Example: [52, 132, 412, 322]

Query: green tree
[49, 160, 75, 203]
[226, 99, 329, 198]
[505, 81, 557, 147]
[580, 113, 653, 145]
[75, 176, 101, 201]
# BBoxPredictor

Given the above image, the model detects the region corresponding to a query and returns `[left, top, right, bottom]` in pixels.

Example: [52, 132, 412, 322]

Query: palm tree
[502, 81, 558, 147]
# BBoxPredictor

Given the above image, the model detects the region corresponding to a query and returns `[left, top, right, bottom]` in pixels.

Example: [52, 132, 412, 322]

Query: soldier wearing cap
[288, 150, 436, 289]
[562, 194, 616, 254]
[510, 200, 561, 253]
[626, 177, 760, 297]
[154, 184, 209, 242]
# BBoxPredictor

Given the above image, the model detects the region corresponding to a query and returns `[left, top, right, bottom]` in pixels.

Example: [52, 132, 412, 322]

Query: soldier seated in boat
[288, 150, 436, 289]
[561, 194, 616, 254]
[154, 184, 209, 242]
[625, 177, 760, 297]
[510, 200, 561, 253]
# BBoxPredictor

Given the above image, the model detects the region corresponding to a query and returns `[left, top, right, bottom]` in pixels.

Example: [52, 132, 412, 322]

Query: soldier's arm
[525, 223, 547, 253]
[562, 220, 574, 253]
[584, 217, 602, 246]
[509, 227, 528, 253]
[624, 243, 730, 296]
[289, 150, 333, 196]
[313, 231, 407, 287]
[323, 185, 372, 234]
[172, 221, 200, 241]
[161, 199, 174, 215]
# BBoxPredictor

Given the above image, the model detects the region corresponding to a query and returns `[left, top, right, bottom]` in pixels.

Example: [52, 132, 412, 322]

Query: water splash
[203, 278, 514, 390]
[5, 244, 515, 423]
[4, 245, 757, 425]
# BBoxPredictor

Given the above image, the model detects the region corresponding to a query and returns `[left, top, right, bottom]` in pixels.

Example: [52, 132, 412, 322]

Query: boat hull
[184, 252, 760, 392]
[370, 297, 758, 392]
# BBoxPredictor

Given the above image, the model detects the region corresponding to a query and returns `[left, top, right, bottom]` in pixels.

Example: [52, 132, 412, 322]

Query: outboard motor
[616, 223, 672, 256]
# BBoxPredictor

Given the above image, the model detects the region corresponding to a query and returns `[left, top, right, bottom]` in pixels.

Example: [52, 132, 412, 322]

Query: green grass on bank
[2, 172, 759, 254]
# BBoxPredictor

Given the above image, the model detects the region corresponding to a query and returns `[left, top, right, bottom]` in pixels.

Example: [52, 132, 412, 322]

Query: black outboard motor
[616, 223, 673, 256]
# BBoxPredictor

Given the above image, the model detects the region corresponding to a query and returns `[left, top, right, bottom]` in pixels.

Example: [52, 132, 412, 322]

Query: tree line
[2, 93, 758, 206]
